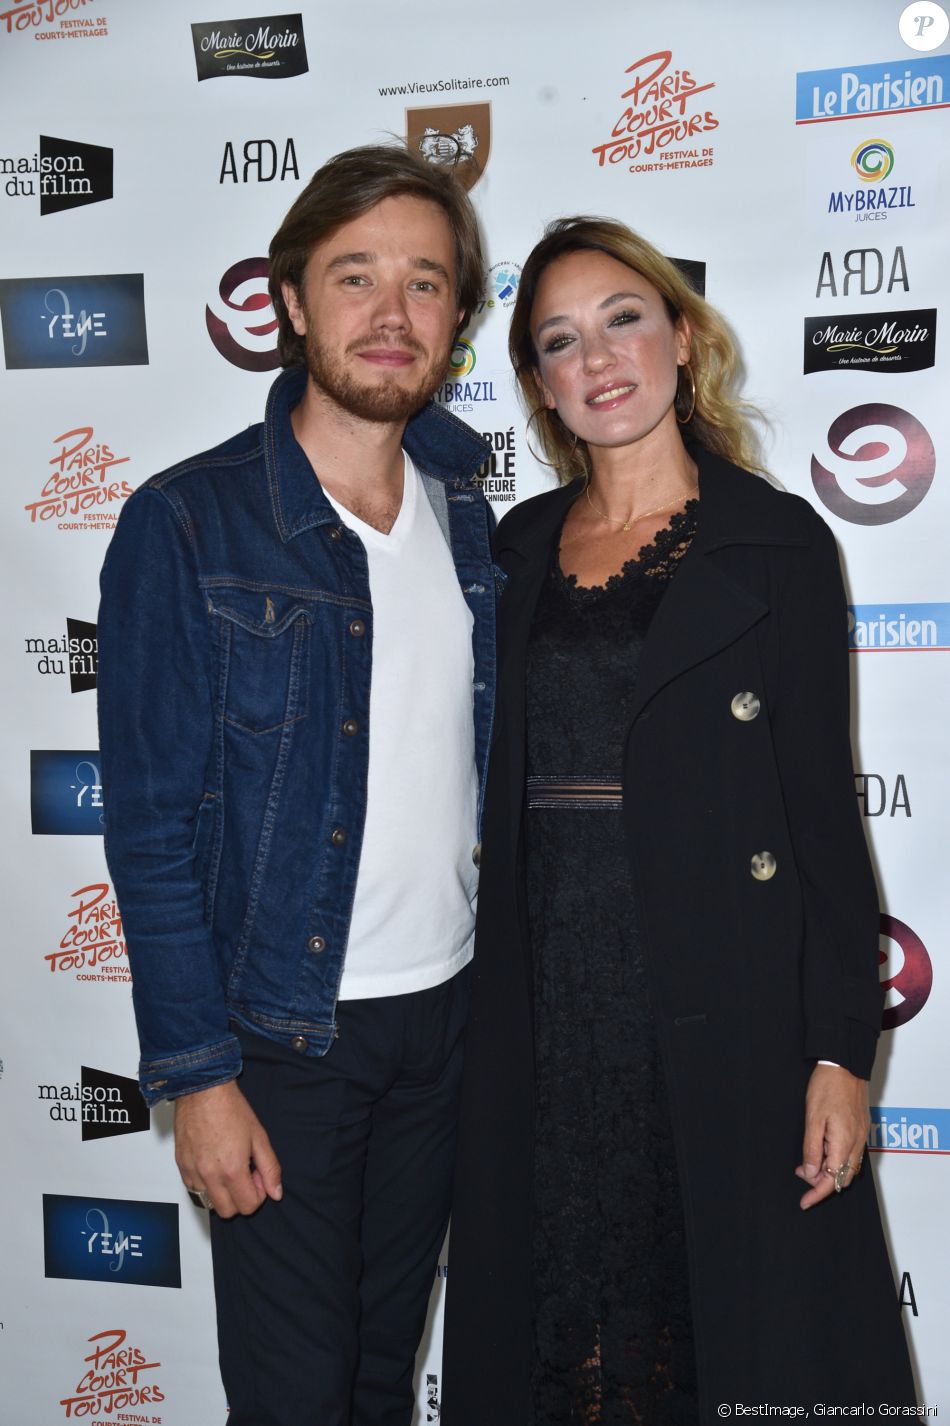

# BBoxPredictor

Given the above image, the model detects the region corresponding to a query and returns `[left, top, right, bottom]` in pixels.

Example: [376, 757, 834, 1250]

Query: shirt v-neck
[322, 451, 417, 553]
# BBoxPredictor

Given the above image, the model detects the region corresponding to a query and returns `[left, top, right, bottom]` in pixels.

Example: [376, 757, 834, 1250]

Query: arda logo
[879, 914, 932, 1030]
[811, 404, 935, 525]
[206, 257, 280, 372]
[815, 246, 909, 298]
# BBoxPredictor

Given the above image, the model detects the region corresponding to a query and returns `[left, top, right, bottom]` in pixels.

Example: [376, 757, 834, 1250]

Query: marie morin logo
[191, 14, 309, 81]
[803, 308, 935, 374]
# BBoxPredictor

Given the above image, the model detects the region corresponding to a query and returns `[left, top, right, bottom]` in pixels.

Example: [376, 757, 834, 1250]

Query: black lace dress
[524, 503, 699, 1426]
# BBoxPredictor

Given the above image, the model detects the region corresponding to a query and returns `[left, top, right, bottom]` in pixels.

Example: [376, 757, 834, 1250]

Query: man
[97, 145, 495, 1426]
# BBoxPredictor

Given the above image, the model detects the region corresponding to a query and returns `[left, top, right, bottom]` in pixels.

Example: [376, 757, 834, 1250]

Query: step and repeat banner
[1, 0, 947, 1419]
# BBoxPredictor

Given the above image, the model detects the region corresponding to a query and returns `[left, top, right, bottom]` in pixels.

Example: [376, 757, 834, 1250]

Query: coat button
[290, 1035, 308, 1053]
[750, 851, 777, 881]
[342, 718, 359, 737]
[349, 619, 365, 637]
[307, 935, 326, 953]
[331, 827, 348, 846]
[731, 692, 761, 721]
[472, 842, 481, 868]
[328, 526, 343, 542]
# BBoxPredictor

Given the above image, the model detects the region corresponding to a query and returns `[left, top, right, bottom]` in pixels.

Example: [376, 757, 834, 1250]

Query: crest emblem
[406, 103, 491, 191]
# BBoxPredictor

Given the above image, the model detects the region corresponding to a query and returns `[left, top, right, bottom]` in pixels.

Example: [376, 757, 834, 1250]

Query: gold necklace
[584, 483, 695, 533]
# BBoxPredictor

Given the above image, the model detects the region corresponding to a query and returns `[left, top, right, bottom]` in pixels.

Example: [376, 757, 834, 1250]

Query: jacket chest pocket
[208, 587, 314, 735]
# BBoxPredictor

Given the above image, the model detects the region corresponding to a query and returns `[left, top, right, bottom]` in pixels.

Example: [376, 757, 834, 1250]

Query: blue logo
[869, 1107, 950, 1154]
[796, 55, 950, 124]
[0, 273, 148, 369]
[30, 750, 104, 835]
[847, 603, 950, 650]
[43, 1194, 181, 1288]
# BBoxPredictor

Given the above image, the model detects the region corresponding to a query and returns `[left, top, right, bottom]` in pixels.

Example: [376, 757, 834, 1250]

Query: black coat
[443, 448, 915, 1423]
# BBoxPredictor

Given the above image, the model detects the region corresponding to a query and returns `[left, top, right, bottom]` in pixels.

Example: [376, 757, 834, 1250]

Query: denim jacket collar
[266, 366, 489, 543]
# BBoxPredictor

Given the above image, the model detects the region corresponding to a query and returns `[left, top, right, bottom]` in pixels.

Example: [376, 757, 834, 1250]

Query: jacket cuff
[138, 1034, 243, 1106]
[804, 1020, 878, 1081]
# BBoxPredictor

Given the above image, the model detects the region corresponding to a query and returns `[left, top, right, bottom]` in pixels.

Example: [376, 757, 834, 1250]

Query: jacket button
[750, 851, 777, 881]
[329, 526, 343, 542]
[342, 718, 359, 737]
[307, 935, 326, 953]
[731, 692, 761, 721]
[290, 1035, 308, 1053]
[331, 827, 348, 846]
[472, 842, 481, 868]
[349, 619, 365, 637]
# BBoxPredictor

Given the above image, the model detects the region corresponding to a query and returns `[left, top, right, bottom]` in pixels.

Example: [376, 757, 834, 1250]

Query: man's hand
[795, 1063, 869, 1210]
[175, 1080, 283, 1219]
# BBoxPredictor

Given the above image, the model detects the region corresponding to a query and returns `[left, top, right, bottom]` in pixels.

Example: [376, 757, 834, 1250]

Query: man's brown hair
[268, 143, 484, 368]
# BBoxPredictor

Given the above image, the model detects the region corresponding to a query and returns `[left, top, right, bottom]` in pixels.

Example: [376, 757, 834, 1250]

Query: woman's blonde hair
[509, 216, 765, 481]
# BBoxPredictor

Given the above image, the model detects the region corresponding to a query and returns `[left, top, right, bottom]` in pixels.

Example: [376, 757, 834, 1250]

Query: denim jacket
[98, 367, 497, 1105]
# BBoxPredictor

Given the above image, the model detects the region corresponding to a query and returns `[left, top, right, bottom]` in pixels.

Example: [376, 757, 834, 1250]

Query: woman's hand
[795, 1063, 870, 1210]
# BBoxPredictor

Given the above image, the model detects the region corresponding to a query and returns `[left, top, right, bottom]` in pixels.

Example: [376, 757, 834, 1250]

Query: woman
[442, 219, 915, 1424]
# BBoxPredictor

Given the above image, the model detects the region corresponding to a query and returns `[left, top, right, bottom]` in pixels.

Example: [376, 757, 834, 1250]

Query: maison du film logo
[1, 134, 112, 213]
[31, 750, 104, 835]
[59, 1328, 164, 1422]
[191, 12, 308, 80]
[810, 404, 935, 524]
[0, 274, 148, 370]
[827, 137, 915, 222]
[46, 881, 130, 982]
[803, 308, 935, 374]
[38, 1065, 150, 1140]
[0, 1, 108, 40]
[25, 426, 133, 531]
[219, 135, 299, 183]
[25, 617, 97, 690]
[815, 245, 909, 299]
[206, 257, 280, 371]
[592, 50, 718, 173]
[796, 54, 950, 123]
[880, 913, 932, 1030]
[44, 1194, 181, 1290]
[407, 102, 491, 192]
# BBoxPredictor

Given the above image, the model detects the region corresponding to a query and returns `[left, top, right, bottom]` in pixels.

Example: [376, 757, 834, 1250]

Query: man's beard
[304, 328, 448, 423]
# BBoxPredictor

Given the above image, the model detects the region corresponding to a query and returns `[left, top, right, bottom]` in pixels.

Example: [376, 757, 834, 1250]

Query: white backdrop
[1, 0, 947, 1419]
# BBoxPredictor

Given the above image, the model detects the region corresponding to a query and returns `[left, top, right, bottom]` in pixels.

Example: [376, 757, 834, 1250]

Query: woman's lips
[585, 382, 636, 408]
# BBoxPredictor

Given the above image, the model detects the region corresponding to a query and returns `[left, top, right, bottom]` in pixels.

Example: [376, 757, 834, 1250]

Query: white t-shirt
[324, 455, 479, 1000]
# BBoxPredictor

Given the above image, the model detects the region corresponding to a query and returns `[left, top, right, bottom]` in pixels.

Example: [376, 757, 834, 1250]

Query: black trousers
[210, 967, 469, 1426]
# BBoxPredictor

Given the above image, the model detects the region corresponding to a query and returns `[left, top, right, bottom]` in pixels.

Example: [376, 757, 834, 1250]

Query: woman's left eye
[609, 309, 639, 328]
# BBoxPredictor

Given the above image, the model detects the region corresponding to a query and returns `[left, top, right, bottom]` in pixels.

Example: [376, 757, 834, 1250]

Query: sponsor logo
[592, 49, 718, 173]
[869, 1106, 950, 1152]
[796, 54, 950, 124]
[880, 914, 932, 1030]
[803, 308, 935, 374]
[206, 257, 280, 371]
[827, 138, 915, 222]
[899, 1, 950, 51]
[378, 72, 510, 98]
[191, 12, 308, 81]
[407, 102, 491, 191]
[38, 1066, 150, 1140]
[810, 404, 935, 525]
[815, 245, 909, 298]
[426, 1372, 441, 1422]
[24, 425, 133, 531]
[1, 134, 112, 212]
[852, 138, 895, 181]
[219, 136, 299, 183]
[1, 1, 108, 40]
[59, 1328, 165, 1421]
[25, 617, 97, 690]
[854, 773, 911, 817]
[671, 257, 706, 297]
[44, 1194, 181, 1289]
[31, 750, 104, 835]
[475, 426, 517, 505]
[46, 881, 129, 981]
[436, 340, 496, 413]
[484, 261, 520, 312]
[849, 603, 950, 650]
[0, 274, 148, 370]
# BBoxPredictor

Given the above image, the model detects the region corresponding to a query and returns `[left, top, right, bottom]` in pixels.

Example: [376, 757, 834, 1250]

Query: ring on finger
[830, 1161, 852, 1193]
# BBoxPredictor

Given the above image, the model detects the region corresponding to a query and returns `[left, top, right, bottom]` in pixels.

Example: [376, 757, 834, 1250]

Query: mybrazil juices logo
[869, 1107, 950, 1154]
[811, 404, 935, 524]
[436, 339, 496, 414]
[852, 138, 894, 181]
[879, 914, 932, 1030]
[447, 337, 475, 378]
[796, 54, 950, 123]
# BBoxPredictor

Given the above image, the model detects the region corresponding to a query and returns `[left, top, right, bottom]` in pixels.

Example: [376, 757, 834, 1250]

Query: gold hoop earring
[525, 406, 574, 470]
[676, 362, 696, 425]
